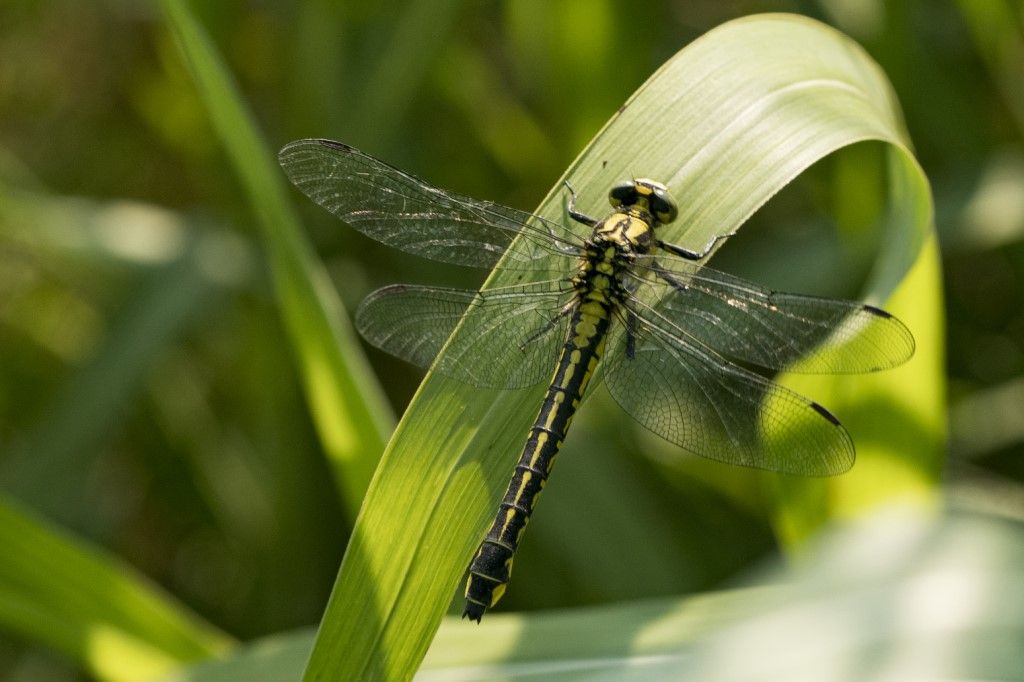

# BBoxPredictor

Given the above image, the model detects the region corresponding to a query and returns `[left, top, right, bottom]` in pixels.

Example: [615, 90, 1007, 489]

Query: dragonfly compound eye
[649, 189, 678, 224]
[608, 181, 638, 208]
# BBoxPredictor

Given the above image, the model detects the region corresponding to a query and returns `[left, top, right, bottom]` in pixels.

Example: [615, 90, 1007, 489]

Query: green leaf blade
[0, 498, 233, 682]
[160, 0, 394, 513]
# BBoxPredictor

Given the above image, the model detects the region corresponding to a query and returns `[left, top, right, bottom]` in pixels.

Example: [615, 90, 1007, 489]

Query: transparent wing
[602, 304, 854, 476]
[627, 254, 914, 374]
[279, 139, 584, 270]
[355, 280, 573, 388]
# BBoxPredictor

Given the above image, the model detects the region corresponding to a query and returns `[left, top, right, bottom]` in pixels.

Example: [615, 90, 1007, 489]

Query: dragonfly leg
[518, 300, 575, 352]
[625, 310, 638, 360]
[658, 231, 736, 261]
[645, 258, 690, 293]
[563, 180, 600, 228]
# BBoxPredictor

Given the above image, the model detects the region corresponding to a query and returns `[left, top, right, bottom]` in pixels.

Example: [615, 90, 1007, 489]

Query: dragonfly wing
[628, 256, 914, 373]
[602, 307, 854, 476]
[280, 139, 582, 270]
[356, 280, 573, 388]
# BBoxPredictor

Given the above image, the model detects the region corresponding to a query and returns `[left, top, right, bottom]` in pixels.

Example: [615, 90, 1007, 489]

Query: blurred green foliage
[1, 1, 1023, 680]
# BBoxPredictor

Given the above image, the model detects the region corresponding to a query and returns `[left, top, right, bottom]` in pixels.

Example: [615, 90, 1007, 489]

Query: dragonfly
[279, 138, 915, 622]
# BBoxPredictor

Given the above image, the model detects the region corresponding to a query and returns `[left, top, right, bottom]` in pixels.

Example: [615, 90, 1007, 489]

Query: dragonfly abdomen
[463, 294, 613, 622]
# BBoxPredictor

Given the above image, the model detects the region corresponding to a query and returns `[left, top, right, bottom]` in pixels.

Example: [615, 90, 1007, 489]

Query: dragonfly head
[608, 179, 678, 225]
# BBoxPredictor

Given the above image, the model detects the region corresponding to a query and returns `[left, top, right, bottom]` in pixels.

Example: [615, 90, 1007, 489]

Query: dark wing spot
[863, 304, 893, 319]
[314, 139, 357, 153]
[810, 401, 842, 426]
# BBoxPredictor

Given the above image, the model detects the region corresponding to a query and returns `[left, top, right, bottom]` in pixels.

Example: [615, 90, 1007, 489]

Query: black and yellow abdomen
[463, 243, 625, 622]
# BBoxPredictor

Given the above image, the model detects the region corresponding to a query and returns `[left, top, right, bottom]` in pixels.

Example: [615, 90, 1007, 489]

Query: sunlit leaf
[0, 498, 233, 682]
[167, 509, 1024, 681]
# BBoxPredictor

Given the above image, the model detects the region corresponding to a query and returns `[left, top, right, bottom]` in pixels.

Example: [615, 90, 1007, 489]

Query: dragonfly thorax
[574, 233, 633, 306]
[593, 212, 656, 254]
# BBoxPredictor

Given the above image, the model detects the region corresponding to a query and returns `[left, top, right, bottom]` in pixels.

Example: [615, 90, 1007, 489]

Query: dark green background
[1, 1, 1022, 678]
